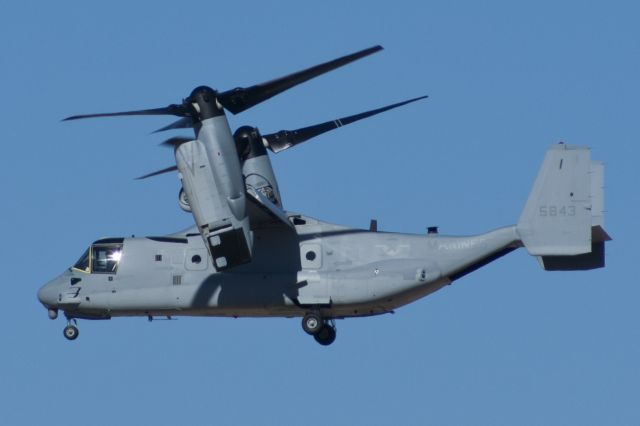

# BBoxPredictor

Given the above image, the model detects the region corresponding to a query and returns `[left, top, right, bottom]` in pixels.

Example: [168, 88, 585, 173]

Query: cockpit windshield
[73, 248, 90, 272]
[72, 241, 124, 274]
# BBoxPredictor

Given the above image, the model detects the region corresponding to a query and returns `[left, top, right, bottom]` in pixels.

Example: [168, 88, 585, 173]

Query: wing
[246, 188, 295, 231]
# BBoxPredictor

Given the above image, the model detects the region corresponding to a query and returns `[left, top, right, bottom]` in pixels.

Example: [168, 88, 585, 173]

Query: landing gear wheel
[63, 325, 79, 341]
[302, 313, 323, 335]
[314, 324, 336, 346]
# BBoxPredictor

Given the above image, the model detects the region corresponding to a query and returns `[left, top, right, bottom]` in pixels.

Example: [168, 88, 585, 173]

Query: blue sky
[1, 1, 638, 425]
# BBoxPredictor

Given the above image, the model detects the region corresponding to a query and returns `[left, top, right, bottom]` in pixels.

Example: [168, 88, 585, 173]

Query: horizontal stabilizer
[538, 226, 611, 270]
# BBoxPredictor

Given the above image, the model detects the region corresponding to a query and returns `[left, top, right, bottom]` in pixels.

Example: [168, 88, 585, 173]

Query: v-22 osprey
[37, 46, 610, 345]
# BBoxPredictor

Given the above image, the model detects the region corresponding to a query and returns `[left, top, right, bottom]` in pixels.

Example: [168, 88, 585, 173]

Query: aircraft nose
[37, 280, 58, 308]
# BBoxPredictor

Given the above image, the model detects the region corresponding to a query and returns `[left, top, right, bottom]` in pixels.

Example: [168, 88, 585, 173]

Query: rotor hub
[234, 126, 267, 161]
[186, 86, 224, 120]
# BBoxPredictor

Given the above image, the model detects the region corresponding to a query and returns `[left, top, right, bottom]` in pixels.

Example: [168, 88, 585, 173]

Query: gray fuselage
[38, 214, 519, 321]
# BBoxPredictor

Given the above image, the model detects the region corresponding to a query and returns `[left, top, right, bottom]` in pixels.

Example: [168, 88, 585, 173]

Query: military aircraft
[38, 46, 610, 345]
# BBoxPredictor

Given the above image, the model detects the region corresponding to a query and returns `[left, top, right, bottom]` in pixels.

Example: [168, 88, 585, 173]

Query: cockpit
[72, 238, 124, 274]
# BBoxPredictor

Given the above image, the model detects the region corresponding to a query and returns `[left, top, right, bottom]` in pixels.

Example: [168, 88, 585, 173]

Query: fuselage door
[297, 243, 329, 305]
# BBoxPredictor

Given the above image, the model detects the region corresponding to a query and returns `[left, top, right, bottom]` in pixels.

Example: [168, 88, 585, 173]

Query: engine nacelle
[234, 126, 282, 207]
[174, 116, 252, 271]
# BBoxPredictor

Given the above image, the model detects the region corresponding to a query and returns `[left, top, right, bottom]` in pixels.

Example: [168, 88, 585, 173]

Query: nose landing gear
[302, 312, 337, 346]
[63, 318, 79, 341]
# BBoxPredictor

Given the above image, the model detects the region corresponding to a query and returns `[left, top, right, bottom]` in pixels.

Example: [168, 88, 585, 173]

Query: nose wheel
[301, 313, 337, 346]
[63, 319, 79, 341]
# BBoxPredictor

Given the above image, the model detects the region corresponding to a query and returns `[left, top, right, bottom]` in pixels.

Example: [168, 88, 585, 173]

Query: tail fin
[516, 143, 611, 270]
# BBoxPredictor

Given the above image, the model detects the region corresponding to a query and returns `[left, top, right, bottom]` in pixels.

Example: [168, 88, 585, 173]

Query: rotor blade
[217, 45, 383, 115]
[63, 104, 189, 121]
[151, 117, 194, 134]
[263, 95, 428, 153]
[159, 136, 193, 148]
[135, 165, 178, 180]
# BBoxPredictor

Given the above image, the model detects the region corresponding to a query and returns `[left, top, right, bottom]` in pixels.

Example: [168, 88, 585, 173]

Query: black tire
[302, 313, 323, 335]
[63, 325, 79, 341]
[314, 324, 336, 346]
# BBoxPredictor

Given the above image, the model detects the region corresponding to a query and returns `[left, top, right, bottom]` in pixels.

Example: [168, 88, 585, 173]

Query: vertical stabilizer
[516, 144, 610, 269]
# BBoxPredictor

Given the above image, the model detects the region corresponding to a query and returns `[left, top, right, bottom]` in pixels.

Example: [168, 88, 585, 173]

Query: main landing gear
[302, 312, 336, 346]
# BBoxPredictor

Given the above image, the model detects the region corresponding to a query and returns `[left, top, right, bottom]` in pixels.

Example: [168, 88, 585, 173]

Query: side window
[92, 244, 123, 273]
[300, 243, 322, 269]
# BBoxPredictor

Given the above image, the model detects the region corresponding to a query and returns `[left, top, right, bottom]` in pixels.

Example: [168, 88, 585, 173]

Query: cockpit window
[92, 244, 123, 273]
[72, 248, 90, 273]
[71, 243, 123, 274]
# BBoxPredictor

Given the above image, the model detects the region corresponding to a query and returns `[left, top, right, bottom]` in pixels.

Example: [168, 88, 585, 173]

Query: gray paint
[37, 143, 609, 341]
[517, 144, 593, 255]
[39, 219, 519, 319]
[176, 114, 253, 268]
